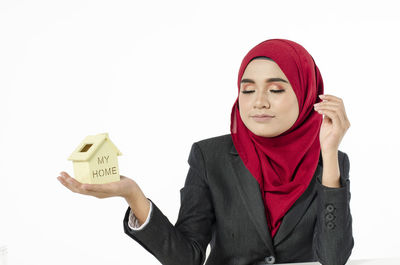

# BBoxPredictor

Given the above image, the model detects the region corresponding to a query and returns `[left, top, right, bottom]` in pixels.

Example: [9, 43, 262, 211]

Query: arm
[321, 151, 341, 188]
[122, 142, 215, 265]
[128, 201, 153, 230]
[124, 184, 151, 226]
[313, 152, 354, 265]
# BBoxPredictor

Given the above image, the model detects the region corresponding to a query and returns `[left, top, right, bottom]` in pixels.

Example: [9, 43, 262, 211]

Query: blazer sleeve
[122, 142, 215, 265]
[313, 152, 355, 265]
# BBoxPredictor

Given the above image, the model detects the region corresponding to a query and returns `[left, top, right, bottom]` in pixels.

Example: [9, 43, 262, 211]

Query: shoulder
[193, 133, 232, 152]
[188, 133, 232, 163]
[185, 134, 232, 180]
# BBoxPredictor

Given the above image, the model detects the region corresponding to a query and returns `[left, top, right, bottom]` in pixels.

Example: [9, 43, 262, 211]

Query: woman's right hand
[57, 171, 140, 201]
[57, 172, 151, 225]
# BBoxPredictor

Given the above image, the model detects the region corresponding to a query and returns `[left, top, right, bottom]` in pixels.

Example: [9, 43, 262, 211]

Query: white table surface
[279, 257, 400, 265]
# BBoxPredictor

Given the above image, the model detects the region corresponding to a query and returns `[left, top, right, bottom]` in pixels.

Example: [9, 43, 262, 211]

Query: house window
[80, 144, 93, 152]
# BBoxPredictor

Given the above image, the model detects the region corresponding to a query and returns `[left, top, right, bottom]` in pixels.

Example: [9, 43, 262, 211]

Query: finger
[58, 172, 94, 195]
[340, 103, 351, 127]
[59, 171, 79, 185]
[319, 94, 343, 104]
[60, 171, 72, 178]
[315, 108, 343, 131]
[314, 102, 340, 109]
[58, 176, 114, 198]
[57, 175, 87, 194]
[59, 172, 84, 189]
[318, 96, 351, 128]
[314, 104, 346, 128]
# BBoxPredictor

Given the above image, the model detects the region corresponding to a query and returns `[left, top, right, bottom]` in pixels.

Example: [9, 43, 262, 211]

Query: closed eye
[241, 90, 284, 94]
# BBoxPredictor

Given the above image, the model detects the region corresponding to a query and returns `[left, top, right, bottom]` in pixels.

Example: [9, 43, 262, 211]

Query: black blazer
[123, 134, 354, 265]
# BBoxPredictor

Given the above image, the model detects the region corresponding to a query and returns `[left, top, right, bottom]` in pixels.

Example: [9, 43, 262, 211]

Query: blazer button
[325, 213, 335, 221]
[264, 255, 275, 264]
[326, 222, 336, 229]
[326, 204, 335, 212]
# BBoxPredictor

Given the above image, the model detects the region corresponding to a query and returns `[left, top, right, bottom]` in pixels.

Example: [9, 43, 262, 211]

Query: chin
[251, 129, 276, 138]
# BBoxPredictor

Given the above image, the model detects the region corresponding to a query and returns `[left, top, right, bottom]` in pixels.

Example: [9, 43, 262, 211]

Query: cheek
[282, 97, 299, 118]
[238, 96, 250, 118]
[238, 96, 245, 110]
[281, 93, 297, 107]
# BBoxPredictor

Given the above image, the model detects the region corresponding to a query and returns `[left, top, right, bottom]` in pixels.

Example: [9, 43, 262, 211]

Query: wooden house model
[68, 132, 122, 184]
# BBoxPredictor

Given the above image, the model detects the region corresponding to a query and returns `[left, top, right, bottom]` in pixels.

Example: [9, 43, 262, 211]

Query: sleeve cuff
[127, 200, 153, 231]
[316, 174, 350, 204]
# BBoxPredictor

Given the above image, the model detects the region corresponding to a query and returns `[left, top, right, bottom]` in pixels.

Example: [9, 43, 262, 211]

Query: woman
[58, 38, 354, 265]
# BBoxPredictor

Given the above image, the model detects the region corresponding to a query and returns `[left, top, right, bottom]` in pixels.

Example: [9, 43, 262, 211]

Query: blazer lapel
[229, 141, 322, 249]
[272, 162, 321, 246]
[229, 143, 275, 255]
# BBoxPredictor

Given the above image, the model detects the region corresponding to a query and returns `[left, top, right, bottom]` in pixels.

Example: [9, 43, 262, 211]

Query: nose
[254, 90, 271, 109]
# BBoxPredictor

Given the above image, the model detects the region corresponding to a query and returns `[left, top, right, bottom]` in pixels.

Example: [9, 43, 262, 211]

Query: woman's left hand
[314, 94, 351, 154]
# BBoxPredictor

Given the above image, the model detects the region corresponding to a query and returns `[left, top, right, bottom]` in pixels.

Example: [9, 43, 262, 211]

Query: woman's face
[238, 58, 299, 137]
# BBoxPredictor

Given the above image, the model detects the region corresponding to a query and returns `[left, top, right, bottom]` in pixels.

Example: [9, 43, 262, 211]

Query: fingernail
[319, 94, 325, 98]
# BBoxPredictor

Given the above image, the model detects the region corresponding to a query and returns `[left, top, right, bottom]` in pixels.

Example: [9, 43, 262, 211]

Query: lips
[251, 114, 275, 122]
[251, 114, 275, 118]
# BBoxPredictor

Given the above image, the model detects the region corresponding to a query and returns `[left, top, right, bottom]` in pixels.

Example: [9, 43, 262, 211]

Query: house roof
[68, 132, 122, 162]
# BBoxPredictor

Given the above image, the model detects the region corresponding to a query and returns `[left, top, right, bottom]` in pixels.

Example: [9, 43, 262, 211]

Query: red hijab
[230, 39, 324, 238]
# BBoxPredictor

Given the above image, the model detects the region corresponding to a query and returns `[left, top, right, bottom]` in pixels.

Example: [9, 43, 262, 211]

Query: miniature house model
[68, 133, 122, 184]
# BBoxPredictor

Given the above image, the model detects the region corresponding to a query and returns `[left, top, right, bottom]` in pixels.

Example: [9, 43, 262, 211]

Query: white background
[1, 0, 400, 264]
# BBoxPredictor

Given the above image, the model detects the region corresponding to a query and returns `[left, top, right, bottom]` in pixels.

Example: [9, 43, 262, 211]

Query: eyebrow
[240, 78, 289, 84]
